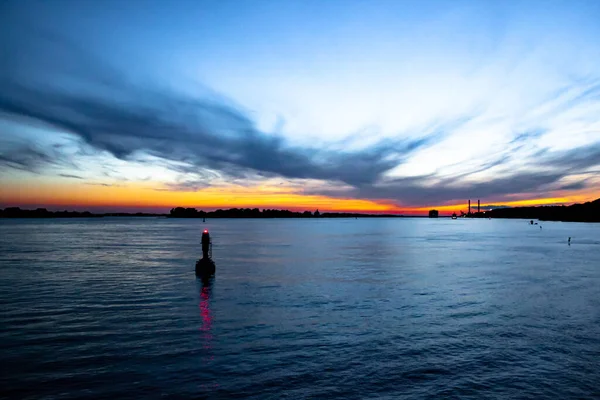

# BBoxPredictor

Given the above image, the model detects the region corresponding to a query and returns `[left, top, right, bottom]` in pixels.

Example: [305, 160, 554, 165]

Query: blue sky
[0, 0, 599, 210]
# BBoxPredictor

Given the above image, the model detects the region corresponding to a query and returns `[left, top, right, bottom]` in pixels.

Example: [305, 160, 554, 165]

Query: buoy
[196, 229, 216, 277]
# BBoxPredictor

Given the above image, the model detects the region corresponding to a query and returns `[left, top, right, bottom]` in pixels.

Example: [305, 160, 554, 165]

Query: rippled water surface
[1, 218, 599, 399]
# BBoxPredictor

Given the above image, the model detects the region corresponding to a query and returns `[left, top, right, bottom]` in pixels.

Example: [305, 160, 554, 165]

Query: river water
[1, 218, 599, 399]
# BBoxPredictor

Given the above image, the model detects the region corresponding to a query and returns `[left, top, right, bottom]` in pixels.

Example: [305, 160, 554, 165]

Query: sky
[1, 0, 599, 214]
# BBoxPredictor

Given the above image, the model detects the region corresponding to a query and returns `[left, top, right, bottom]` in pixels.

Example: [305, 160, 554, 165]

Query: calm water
[1, 218, 599, 399]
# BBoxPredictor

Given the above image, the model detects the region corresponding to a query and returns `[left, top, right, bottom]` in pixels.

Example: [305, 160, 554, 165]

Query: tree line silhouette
[0, 206, 400, 218]
[168, 207, 401, 218]
[484, 198, 599, 222]
[0, 207, 163, 218]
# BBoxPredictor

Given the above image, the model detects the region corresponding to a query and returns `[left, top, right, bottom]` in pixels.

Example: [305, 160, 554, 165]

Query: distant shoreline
[483, 198, 599, 223]
[0, 207, 408, 219]
[0, 208, 166, 218]
[2, 198, 598, 222]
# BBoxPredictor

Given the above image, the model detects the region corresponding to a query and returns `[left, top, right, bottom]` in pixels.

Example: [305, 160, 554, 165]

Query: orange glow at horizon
[414, 195, 597, 214]
[1, 180, 597, 214]
[0, 181, 398, 212]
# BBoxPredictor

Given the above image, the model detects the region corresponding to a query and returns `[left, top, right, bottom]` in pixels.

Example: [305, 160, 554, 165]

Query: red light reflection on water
[199, 285, 213, 353]
[200, 286, 212, 331]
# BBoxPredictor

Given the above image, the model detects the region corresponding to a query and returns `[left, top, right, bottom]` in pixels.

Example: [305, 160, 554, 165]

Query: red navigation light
[203, 229, 208, 233]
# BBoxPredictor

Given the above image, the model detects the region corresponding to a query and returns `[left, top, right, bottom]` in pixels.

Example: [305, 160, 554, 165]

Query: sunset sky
[1, 0, 599, 214]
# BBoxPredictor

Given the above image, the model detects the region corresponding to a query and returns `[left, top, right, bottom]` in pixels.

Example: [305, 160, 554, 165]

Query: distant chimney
[468, 199, 471, 214]
[478, 200, 480, 213]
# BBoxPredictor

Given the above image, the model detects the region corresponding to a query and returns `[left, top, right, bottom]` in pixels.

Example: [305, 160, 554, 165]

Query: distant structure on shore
[428, 210, 439, 218]
[460, 197, 600, 222]
[465, 199, 485, 218]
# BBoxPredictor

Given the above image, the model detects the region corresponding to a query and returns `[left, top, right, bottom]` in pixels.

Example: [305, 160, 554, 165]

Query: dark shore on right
[477, 197, 600, 223]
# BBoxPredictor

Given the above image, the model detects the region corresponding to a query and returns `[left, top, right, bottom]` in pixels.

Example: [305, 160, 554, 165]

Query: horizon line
[3, 197, 595, 217]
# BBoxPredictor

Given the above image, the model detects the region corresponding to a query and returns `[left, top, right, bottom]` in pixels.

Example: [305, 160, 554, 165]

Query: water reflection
[3, 219, 600, 398]
[198, 280, 213, 353]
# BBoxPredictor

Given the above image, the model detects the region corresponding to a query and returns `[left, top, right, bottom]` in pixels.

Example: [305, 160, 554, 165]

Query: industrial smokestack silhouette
[468, 199, 471, 215]
[478, 200, 480, 214]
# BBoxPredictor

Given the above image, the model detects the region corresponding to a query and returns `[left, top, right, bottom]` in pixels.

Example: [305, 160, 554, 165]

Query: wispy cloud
[0, 143, 76, 173]
[85, 182, 123, 187]
[0, 29, 450, 192]
[59, 173, 84, 179]
[0, 81, 442, 186]
[308, 142, 600, 206]
[0, 18, 599, 208]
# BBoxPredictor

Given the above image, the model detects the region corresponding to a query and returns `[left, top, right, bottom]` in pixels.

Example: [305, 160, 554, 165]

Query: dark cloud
[59, 173, 84, 179]
[311, 162, 597, 206]
[540, 143, 600, 172]
[366, 171, 567, 205]
[0, 31, 447, 190]
[0, 145, 54, 172]
[163, 180, 214, 192]
[0, 82, 438, 186]
[558, 181, 589, 191]
[0, 143, 76, 173]
[309, 138, 600, 206]
[85, 183, 122, 187]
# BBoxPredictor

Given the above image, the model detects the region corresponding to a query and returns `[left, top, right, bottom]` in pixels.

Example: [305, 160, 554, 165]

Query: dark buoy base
[195, 257, 216, 277]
